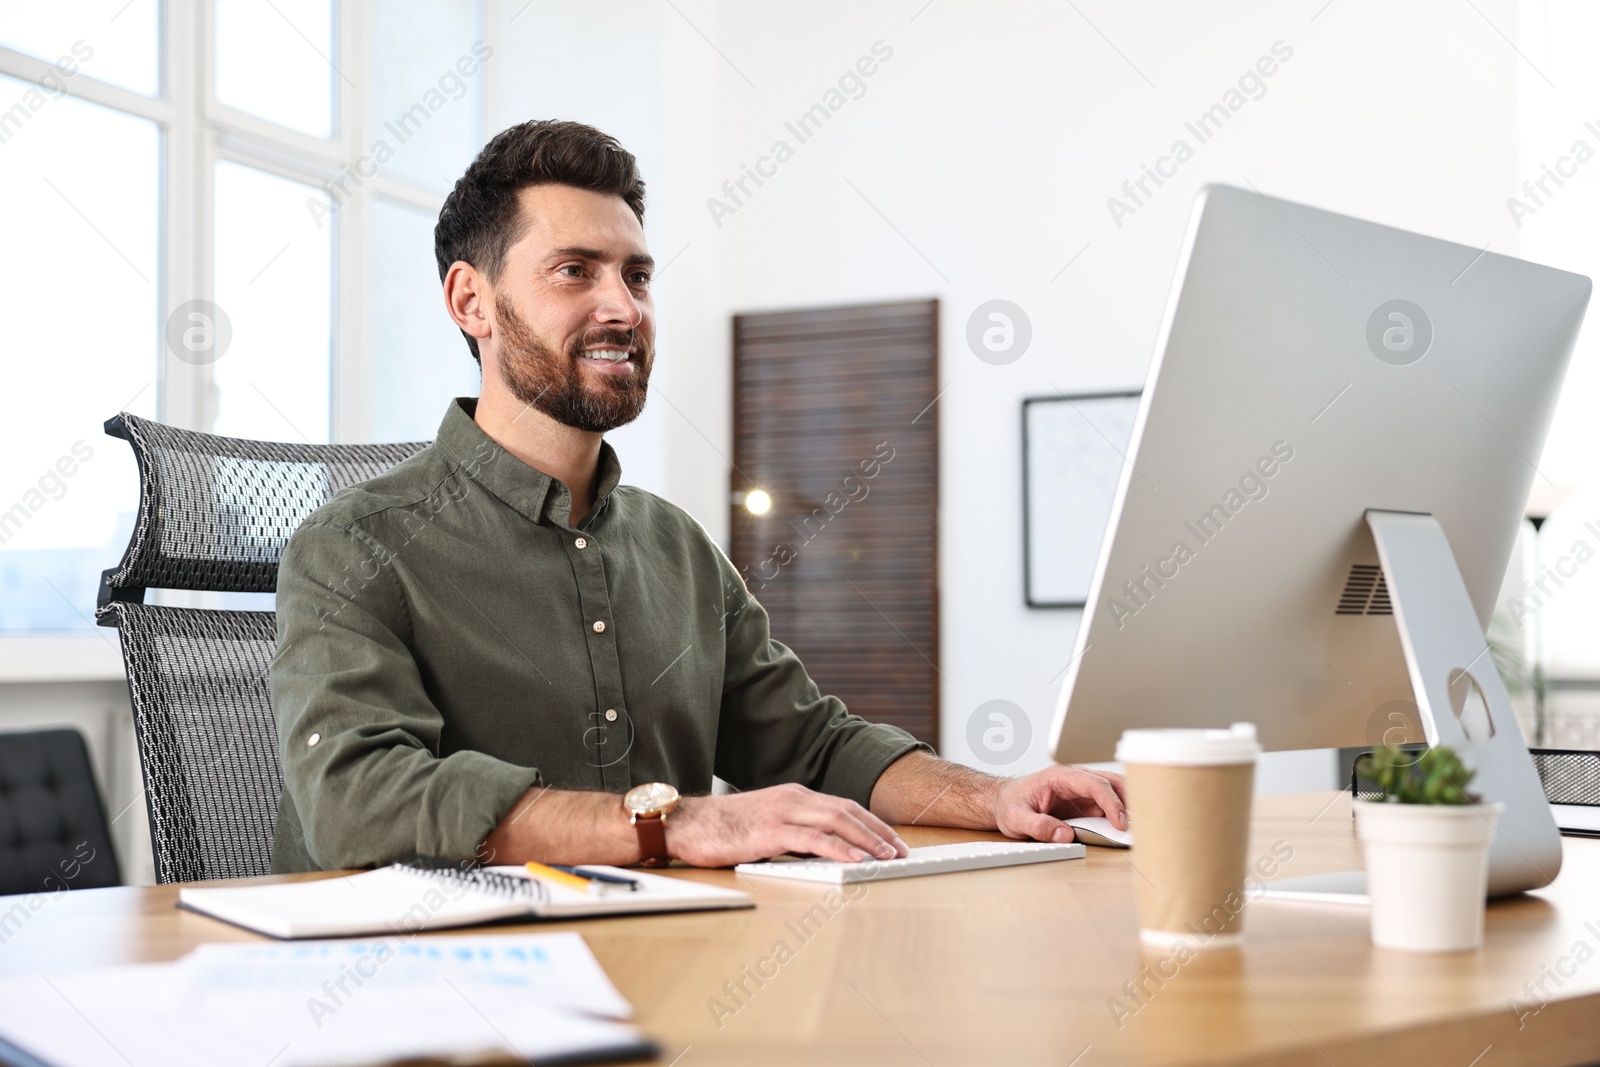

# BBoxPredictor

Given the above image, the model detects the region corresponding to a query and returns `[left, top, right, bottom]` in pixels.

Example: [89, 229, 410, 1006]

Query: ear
[443, 261, 494, 346]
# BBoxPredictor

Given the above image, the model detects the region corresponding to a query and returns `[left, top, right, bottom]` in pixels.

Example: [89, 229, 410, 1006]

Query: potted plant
[1353, 745, 1502, 952]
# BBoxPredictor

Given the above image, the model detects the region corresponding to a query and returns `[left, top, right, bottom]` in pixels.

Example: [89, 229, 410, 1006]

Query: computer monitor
[1047, 184, 1591, 896]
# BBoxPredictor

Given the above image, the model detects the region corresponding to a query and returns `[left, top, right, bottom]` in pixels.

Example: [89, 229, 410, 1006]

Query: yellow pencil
[524, 861, 594, 893]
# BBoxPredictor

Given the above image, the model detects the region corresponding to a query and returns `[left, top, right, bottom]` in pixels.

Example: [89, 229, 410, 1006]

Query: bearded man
[269, 120, 1126, 873]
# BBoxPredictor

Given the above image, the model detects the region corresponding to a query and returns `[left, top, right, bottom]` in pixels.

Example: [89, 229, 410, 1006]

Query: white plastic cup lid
[1115, 722, 1261, 766]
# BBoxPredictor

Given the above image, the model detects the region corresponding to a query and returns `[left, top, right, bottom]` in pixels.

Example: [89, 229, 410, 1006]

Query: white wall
[484, 0, 1522, 789]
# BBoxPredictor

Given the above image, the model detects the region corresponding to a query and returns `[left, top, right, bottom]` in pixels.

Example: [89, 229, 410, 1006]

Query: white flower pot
[1354, 799, 1502, 953]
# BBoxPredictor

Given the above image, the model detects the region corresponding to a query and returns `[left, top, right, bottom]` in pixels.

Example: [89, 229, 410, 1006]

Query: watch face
[625, 782, 679, 815]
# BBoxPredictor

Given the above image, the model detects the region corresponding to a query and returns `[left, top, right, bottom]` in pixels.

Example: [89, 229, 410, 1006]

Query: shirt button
[307, 733, 320, 747]
[604, 709, 618, 722]
[575, 537, 588, 549]
[593, 620, 606, 633]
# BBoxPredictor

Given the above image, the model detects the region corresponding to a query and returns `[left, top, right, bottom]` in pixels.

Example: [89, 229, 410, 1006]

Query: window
[0, 1, 488, 634]
[0, 1, 160, 96]
[1514, 0, 1600, 747]
[213, 0, 335, 138]
[0, 79, 157, 630]
[212, 162, 334, 443]
[370, 196, 483, 441]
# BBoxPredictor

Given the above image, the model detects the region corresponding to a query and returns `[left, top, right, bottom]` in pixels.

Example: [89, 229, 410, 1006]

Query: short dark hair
[435, 119, 647, 362]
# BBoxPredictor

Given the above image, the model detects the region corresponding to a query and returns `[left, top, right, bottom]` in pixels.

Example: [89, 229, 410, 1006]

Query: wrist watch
[623, 782, 680, 867]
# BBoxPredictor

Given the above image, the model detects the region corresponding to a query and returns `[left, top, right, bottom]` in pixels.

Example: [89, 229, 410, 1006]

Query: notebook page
[179, 866, 537, 938]
[485, 864, 753, 916]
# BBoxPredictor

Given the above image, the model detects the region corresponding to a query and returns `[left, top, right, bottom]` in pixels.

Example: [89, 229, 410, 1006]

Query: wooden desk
[2, 793, 1598, 1067]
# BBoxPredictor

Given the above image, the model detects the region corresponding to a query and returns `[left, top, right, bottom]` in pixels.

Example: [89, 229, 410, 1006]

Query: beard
[493, 298, 654, 433]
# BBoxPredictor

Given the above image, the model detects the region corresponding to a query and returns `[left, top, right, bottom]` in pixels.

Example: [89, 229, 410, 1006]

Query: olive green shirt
[269, 397, 929, 872]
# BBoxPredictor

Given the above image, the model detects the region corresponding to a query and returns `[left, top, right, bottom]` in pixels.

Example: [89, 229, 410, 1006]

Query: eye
[558, 263, 585, 278]
[627, 270, 652, 286]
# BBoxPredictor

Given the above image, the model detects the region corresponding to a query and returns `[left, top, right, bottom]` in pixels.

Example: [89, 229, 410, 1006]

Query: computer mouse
[1065, 816, 1132, 849]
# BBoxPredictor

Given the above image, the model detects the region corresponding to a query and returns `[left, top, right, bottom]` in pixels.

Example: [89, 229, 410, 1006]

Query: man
[269, 120, 1127, 873]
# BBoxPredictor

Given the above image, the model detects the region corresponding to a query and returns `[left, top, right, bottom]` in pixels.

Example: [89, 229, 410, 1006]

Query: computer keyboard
[733, 840, 1086, 884]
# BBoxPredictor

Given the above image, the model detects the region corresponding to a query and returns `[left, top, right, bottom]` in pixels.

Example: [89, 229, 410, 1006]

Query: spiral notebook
[178, 859, 752, 939]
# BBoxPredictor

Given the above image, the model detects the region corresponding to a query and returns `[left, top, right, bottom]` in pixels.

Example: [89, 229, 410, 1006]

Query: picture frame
[1022, 390, 1142, 608]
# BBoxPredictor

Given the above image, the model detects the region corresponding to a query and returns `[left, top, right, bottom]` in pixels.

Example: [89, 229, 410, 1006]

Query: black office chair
[0, 729, 121, 894]
[95, 412, 428, 883]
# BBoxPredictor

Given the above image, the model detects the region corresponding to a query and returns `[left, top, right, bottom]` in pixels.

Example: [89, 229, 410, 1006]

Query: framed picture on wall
[1022, 391, 1142, 608]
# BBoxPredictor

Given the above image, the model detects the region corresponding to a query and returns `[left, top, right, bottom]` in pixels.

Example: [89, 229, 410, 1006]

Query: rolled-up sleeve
[270, 519, 540, 870]
[711, 555, 931, 807]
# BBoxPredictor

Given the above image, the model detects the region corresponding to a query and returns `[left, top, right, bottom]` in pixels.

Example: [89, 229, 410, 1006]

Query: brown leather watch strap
[634, 813, 670, 867]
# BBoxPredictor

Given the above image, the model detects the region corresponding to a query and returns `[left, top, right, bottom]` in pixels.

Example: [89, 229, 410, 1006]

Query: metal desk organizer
[1353, 746, 1600, 837]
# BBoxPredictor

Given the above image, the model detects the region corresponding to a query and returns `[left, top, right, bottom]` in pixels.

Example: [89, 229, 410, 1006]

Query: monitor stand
[1263, 509, 1563, 903]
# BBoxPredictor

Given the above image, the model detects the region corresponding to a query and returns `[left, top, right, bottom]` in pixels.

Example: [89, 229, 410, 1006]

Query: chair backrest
[0, 728, 122, 895]
[95, 412, 428, 883]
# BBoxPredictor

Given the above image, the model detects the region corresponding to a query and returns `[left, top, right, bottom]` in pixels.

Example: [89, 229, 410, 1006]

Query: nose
[592, 268, 644, 331]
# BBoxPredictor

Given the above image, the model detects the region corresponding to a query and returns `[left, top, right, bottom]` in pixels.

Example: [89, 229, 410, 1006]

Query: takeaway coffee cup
[1116, 723, 1261, 950]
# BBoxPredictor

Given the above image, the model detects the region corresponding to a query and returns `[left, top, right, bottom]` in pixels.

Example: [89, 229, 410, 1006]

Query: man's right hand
[665, 782, 909, 867]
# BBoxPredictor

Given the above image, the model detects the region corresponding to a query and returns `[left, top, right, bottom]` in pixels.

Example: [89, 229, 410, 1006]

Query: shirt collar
[434, 396, 624, 528]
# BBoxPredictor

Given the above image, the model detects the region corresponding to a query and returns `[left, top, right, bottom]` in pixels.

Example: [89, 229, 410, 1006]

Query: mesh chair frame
[97, 411, 430, 604]
[96, 412, 428, 883]
[97, 604, 285, 881]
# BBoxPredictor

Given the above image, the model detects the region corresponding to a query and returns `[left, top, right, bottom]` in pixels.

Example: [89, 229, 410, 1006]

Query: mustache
[571, 327, 643, 355]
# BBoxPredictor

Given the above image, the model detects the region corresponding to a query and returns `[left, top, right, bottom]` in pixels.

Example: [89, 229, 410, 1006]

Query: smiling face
[480, 183, 656, 433]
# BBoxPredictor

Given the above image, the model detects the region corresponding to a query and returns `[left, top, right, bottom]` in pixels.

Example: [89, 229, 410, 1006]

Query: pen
[524, 862, 594, 893]
[557, 865, 642, 890]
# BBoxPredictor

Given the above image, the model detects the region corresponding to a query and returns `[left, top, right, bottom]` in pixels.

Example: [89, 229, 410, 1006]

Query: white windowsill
[0, 633, 127, 683]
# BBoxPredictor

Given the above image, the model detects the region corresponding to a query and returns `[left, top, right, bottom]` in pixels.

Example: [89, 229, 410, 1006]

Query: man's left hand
[992, 765, 1128, 844]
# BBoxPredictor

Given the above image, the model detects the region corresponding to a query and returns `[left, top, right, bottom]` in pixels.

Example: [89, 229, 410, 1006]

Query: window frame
[0, 0, 484, 658]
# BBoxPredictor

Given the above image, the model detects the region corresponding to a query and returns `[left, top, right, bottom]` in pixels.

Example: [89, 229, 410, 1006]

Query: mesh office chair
[95, 412, 428, 883]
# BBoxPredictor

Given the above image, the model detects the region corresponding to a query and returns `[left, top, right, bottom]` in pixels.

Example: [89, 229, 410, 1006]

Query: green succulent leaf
[1360, 743, 1479, 805]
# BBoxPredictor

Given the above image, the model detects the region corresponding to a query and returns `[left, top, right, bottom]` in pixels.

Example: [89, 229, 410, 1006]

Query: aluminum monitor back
[1050, 184, 1592, 764]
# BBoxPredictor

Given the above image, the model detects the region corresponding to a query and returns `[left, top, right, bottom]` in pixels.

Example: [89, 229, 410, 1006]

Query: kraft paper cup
[1117, 723, 1260, 950]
